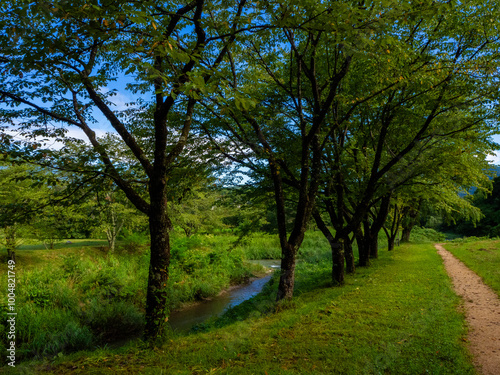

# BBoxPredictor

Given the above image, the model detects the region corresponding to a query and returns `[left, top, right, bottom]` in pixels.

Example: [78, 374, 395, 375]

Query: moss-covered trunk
[144, 179, 171, 341]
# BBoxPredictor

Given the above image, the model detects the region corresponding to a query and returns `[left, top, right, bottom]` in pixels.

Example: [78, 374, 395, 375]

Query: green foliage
[408, 226, 447, 243]
[0, 0, 499, 360]
[117, 229, 150, 252]
[238, 233, 282, 260]
[0, 234, 262, 361]
[81, 300, 144, 342]
[449, 176, 500, 237]
[166, 235, 256, 307]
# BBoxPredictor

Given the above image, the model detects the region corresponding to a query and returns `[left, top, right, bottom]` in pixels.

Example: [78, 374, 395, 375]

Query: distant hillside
[458, 165, 499, 197]
[490, 165, 500, 177]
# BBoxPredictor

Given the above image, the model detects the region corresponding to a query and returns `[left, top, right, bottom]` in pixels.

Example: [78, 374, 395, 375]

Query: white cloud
[3, 126, 108, 150]
[487, 150, 500, 166]
[98, 88, 136, 112]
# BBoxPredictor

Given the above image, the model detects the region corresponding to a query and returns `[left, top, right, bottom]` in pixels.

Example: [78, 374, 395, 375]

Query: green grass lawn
[441, 239, 500, 298]
[1, 240, 110, 269]
[9, 242, 477, 374]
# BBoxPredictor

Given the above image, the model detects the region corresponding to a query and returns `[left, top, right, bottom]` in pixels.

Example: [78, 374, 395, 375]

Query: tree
[0, 162, 46, 260]
[200, 0, 414, 298]
[0, 0, 257, 341]
[444, 175, 500, 237]
[310, 0, 500, 283]
[94, 190, 143, 252]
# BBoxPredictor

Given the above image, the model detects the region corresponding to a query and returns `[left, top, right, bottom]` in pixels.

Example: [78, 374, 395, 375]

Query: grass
[8, 242, 477, 374]
[440, 238, 500, 297]
[0, 234, 266, 363]
[0, 242, 110, 269]
[15, 239, 109, 251]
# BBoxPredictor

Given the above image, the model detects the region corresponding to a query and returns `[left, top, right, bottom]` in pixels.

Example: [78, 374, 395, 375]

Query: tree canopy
[1, 0, 499, 341]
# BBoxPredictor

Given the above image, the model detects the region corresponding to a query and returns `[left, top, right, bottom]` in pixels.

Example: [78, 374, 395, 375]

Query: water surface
[168, 260, 280, 332]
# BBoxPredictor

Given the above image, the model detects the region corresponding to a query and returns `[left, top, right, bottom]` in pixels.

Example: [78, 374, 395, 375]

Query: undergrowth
[0, 234, 265, 363]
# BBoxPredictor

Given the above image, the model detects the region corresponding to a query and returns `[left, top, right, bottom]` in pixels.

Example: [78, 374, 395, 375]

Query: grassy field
[0, 234, 270, 363]
[5, 241, 477, 374]
[441, 238, 500, 297]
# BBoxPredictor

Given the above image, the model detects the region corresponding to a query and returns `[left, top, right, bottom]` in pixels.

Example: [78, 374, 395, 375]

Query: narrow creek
[168, 260, 280, 332]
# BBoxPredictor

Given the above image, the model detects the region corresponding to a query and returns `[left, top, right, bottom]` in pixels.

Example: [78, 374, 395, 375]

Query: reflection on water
[248, 259, 281, 269]
[168, 260, 279, 332]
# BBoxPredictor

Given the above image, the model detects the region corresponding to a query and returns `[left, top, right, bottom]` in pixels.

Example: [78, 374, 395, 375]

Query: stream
[168, 260, 280, 332]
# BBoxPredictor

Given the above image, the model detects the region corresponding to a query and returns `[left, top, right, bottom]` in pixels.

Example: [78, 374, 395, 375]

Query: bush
[6, 233, 260, 363]
[81, 299, 144, 342]
[409, 226, 446, 242]
[118, 230, 150, 252]
[11, 305, 94, 360]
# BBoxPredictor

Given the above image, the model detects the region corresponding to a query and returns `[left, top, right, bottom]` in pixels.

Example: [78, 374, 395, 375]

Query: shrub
[80, 299, 144, 342]
[409, 226, 446, 243]
[13, 305, 94, 360]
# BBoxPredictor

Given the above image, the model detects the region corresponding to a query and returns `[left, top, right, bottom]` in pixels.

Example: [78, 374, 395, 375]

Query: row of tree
[1, 0, 499, 340]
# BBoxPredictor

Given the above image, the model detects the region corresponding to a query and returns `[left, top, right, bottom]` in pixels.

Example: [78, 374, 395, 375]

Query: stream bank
[168, 260, 280, 332]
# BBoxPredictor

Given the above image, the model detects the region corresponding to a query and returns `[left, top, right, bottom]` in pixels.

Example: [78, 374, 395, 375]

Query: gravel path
[435, 244, 500, 375]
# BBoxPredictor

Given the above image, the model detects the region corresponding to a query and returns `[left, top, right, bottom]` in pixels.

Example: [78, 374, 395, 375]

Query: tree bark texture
[401, 202, 421, 243]
[144, 182, 171, 341]
[331, 239, 345, 285]
[401, 227, 412, 243]
[356, 226, 370, 267]
[276, 243, 297, 300]
[387, 237, 395, 251]
[344, 236, 355, 274]
[312, 210, 346, 284]
[369, 231, 379, 259]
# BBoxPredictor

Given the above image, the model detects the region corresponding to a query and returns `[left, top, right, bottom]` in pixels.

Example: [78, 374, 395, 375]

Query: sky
[488, 135, 500, 165]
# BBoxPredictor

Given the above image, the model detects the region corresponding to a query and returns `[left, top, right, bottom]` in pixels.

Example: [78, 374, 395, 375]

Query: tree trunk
[387, 236, 395, 251]
[400, 201, 421, 243]
[331, 238, 345, 285]
[401, 226, 412, 243]
[105, 229, 118, 253]
[105, 209, 124, 253]
[144, 184, 171, 341]
[344, 235, 355, 274]
[369, 231, 378, 259]
[356, 226, 370, 267]
[5, 226, 16, 262]
[276, 243, 297, 300]
[312, 210, 345, 284]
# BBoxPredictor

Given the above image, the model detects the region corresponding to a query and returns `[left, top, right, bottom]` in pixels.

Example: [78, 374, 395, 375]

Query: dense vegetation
[0, 0, 499, 371]
[3, 238, 483, 374]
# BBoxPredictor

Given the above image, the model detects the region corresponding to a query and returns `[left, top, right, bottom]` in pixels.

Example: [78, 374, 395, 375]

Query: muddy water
[168, 261, 279, 332]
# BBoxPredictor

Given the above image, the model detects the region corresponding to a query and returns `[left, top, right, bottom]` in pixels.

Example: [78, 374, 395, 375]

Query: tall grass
[1, 227, 457, 365]
[0, 234, 265, 362]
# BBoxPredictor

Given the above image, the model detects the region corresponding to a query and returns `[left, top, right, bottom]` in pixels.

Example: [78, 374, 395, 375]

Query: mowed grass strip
[18, 243, 475, 375]
[442, 239, 500, 297]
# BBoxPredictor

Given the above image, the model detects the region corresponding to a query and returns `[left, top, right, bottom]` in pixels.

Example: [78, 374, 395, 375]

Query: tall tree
[0, 0, 256, 340]
[200, 0, 384, 299]
[312, 0, 500, 283]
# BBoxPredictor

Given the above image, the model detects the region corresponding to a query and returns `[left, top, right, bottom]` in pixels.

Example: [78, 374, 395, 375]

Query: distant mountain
[458, 165, 500, 197]
[490, 165, 500, 177]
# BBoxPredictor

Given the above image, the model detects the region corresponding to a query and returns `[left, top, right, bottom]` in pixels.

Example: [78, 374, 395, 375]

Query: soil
[435, 244, 500, 375]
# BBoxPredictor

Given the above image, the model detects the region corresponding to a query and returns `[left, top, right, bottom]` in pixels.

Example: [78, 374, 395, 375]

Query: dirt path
[435, 244, 500, 375]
